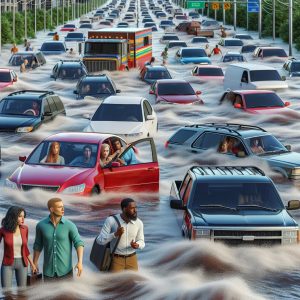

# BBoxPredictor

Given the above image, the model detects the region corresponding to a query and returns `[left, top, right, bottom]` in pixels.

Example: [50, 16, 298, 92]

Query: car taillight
[297, 230, 300, 243]
[164, 141, 170, 148]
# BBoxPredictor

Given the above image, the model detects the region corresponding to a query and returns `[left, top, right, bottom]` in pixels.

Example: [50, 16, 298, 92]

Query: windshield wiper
[236, 204, 279, 211]
[198, 204, 236, 211]
[258, 149, 289, 156]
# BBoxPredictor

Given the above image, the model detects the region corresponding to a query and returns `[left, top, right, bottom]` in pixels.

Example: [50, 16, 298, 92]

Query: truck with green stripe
[83, 28, 152, 72]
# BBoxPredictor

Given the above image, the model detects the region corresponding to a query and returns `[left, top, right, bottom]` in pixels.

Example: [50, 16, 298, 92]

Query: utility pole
[57, 0, 59, 27]
[258, 0, 262, 39]
[25, 0, 27, 39]
[272, 0, 275, 40]
[289, 0, 293, 56]
[233, 0, 236, 31]
[223, 0, 225, 26]
[44, 0, 46, 31]
[35, 0, 37, 36]
[13, 0, 16, 40]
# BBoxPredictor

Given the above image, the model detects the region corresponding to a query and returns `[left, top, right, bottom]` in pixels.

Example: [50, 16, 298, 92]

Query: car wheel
[91, 186, 100, 196]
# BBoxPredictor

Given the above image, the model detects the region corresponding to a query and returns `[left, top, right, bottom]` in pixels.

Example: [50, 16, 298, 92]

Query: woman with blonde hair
[41, 142, 65, 164]
[100, 143, 112, 167]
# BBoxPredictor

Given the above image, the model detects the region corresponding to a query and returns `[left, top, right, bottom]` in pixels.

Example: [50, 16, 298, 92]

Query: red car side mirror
[196, 90, 202, 95]
[149, 90, 154, 94]
[234, 103, 242, 109]
[19, 156, 26, 162]
[284, 101, 290, 106]
[111, 161, 120, 168]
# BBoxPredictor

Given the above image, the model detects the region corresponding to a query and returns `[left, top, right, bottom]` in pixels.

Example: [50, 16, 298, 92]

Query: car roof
[227, 63, 276, 70]
[103, 96, 143, 104]
[222, 38, 242, 41]
[0, 68, 11, 72]
[225, 51, 243, 55]
[257, 46, 285, 50]
[45, 132, 113, 143]
[229, 89, 275, 94]
[189, 165, 268, 182]
[156, 79, 187, 84]
[146, 66, 168, 71]
[196, 65, 222, 69]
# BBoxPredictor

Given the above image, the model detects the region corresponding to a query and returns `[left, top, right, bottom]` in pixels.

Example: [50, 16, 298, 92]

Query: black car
[0, 90, 66, 133]
[79, 23, 93, 29]
[9, 51, 46, 68]
[140, 65, 172, 84]
[51, 60, 88, 80]
[74, 74, 121, 99]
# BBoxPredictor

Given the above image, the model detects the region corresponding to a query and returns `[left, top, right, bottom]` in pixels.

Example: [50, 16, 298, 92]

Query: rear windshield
[169, 42, 187, 48]
[197, 68, 224, 76]
[250, 70, 281, 81]
[0, 72, 11, 82]
[241, 45, 256, 53]
[290, 62, 300, 72]
[10, 54, 35, 66]
[162, 35, 179, 41]
[223, 55, 245, 62]
[64, 24, 76, 28]
[158, 82, 195, 95]
[192, 38, 208, 43]
[67, 33, 83, 38]
[169, 129, 197, 144]
[244, 93, 284, 108]
[225, 40, 243, 46]
[182, 48, 207, 57]
[263, 49, 287, 57]
[145, 70, 171, 80]
[41, 43, 65, 51]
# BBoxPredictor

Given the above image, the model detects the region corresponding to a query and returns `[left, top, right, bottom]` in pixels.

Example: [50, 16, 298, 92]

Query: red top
[0, 225, 30, 266]
[213, 48, 221, 54]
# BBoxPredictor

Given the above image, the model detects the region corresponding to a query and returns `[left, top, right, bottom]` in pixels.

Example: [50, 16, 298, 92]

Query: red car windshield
[158, 83, 195, 95]
[26, 141, 98, 168]
[244, 93, 284, 108]
[197, 68, 223, 76]
[0, 72, 11, 82]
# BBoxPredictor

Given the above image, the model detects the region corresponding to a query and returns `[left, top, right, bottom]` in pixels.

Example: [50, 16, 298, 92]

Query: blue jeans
[1, 258, 27, 288]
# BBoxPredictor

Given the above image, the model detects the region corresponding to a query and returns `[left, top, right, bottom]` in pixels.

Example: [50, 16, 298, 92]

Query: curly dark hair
[1, 206, 26, 232]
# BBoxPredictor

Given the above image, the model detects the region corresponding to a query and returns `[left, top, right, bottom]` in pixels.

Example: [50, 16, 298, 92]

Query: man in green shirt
[33, 198, 84, 281]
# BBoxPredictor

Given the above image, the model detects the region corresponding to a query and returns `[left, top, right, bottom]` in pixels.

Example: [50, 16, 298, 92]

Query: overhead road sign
[247, 0, 259, 13]
[187, 1, 205, 9]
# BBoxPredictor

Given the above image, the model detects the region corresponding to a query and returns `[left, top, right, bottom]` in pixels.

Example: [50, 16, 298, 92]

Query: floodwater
[1, 3, 300, 300]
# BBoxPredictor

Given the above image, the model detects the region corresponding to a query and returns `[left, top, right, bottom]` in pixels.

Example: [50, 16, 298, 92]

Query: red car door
[102, 138, 159, 193]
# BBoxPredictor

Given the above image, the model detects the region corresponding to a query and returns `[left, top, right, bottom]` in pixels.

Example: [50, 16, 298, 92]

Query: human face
[53, 144, 59, 155]
[113, 140, 122, 151]
[50, 201, 64, 217]
[33, 102, 38, 109]
[84, 147, 91, 159]
[17, 211, 25, 226]
[124, 202, 137, 221]
[101, 146, 110, 159]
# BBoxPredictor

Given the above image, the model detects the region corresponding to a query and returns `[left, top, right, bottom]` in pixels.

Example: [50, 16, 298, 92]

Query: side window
[43, 99, 51, 113]
[143, 102, 149, 120]
[217, 136, 246, 155]
[192, 133, 205, 149]
[151, 81, 156, 92]
[144, 100, 153, 115]
[179, 174, 191, 199]
[46, 97, 57, 112]
[241, 71, 248, 83]
[182, 179, 193, 206]
[192, 66, 198, 74]
[198, 133, 225, 150]
[143, 36, 149, 46]
[53, 96, 64, 111]
[119, 139, 156, 166]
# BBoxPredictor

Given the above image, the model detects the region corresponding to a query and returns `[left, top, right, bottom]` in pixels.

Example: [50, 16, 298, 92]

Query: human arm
[27, 255, 38, 273]
[96, 217, 121, 245]
[75, 246, 84, 277]
[69, 222, 84, 276]
[33, 223, 43, 271]
[132, 221, 145, 250]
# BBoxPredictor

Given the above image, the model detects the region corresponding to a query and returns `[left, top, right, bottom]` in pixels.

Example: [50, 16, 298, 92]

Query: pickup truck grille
[22, 184, 59, 193]
[83, 60, 117, 72]
[214, 239, 281, 246]
[213, 230, 281, 237]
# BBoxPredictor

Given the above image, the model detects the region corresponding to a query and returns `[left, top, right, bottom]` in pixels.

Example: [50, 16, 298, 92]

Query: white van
[223, 63, 288, 90]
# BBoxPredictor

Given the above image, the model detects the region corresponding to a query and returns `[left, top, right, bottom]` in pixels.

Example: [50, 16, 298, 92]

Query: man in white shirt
[96, 198, 145, 272]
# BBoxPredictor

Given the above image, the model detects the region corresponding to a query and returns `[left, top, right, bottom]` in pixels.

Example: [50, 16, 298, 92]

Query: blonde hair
[45, 142, 60, 163]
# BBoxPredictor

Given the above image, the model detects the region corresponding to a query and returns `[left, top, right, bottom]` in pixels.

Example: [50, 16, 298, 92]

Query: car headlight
[5, 178, 18, 190]
[16, 127, 33, 133]
[192, 228, 211, 239]
[282, 230, 298, 245]
[291, 168, 300, 176]
[62, 183, 85, 194]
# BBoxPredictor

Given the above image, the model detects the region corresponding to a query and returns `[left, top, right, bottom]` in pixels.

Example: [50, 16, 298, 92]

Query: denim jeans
[1, 258, 27, 288]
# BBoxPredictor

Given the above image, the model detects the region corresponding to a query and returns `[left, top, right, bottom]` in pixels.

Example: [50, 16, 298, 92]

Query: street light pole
[35, 0, 37, 36]
[223, 0, 225, 26]
[289, 0, 293, 56]
[56, 0, 58, 27]
[233, 0, 236, 31]
[272, 0, 275, 40]
[44, 0, 46, 31]
[51, 0, 53, 26]
[258, 0, 262, 39]
[25, 0, 27, 39]
[13, 0, 16, 40]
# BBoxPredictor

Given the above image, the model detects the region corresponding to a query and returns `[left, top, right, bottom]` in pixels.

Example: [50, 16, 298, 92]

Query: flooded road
[1, 4, 300, 299]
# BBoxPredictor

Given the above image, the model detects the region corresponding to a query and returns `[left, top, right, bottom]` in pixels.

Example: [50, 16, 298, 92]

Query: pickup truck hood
[0, 115, 38, 129]
[251, 81, 288, 90]
[191, 209, 297, 227]
[12, 164, 94, 186]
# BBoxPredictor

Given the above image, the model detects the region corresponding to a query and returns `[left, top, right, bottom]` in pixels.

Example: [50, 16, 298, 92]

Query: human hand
[130, 240, 139, 249]
[31, 263, 38, 274]
[114, 227, 124, 237]
[75, 262, 83, 277]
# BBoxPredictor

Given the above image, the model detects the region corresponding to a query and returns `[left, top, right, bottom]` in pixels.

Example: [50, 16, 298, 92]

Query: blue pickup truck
[170, 166, 300, 246]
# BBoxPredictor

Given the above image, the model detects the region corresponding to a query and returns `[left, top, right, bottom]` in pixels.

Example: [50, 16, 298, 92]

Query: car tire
[91, 186, 100, 196]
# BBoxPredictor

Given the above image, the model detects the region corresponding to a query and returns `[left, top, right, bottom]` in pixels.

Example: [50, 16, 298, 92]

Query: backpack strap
[110, 215, 122, 255]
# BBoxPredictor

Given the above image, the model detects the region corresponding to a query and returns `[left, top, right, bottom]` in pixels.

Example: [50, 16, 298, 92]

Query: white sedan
[84, 96, 158, 143]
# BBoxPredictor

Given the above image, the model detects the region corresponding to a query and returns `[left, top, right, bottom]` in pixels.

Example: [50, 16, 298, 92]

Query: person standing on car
[33, 198, 84, 281]
[96, 198, 145, 272]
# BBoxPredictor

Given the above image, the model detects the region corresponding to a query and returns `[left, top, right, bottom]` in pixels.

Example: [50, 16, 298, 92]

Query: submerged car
[64, 32, 85, 42]
[60, 24, 77, 31]
[175, 47, 211, 64]
[140, 65, 172, 84]
[9, 51, 46, 67]
[84, 96, 157, 143]
[222, 52, 246, 63]
[253, 47, 288, 60]
[150, 79, 203, 104]
[170, 165, 300, 244]
[0, 69, 18, 91]
[51, 60, 88, 80]
[74, 74, 121, 99]
[160, 34, 179, 44]
[192, 65, 224, 82]
[219, 38, 244, 47]
[5, 133, 159, 195]
[40, 41, 68, 55]
[166, 123, 300, 180]
[0, 90, 65, 133]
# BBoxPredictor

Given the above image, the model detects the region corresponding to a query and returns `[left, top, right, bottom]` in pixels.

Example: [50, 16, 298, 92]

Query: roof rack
[190, 165, 265, 176]
[185, 123, 266, 136]
[8, 90, 54, 98]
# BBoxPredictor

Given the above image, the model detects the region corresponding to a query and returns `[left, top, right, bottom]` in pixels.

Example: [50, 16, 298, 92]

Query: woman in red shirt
[0, 206, 37, 288]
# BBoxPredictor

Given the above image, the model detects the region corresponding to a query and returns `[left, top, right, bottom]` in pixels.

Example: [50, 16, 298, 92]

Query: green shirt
[33, 216, 84, 277]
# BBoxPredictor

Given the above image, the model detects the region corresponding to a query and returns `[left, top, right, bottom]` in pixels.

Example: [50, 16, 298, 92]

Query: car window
[197, 68, 224, 76]
[144, 100, 153, 115]
[244, 93, 284, 108]
[194, 132, 225, 150]
[43, 99, 51, 113]
[217, 136, 246, 155]
[179, 174, 191, 199]
[47, 97, 57, 112]
[182, 179, 193, 206]
[158, 82, 195, 95]
[250, 70, 281, 82]
[143, 101, 149, 120]
[169, 129, 197, 145]
[52, 96, 64, 111]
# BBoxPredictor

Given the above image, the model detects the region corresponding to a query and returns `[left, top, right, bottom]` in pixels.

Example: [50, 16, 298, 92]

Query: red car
[60, 24, 77, 32]
[191, 65, 224, 82]
[219, 90, 291, 114]
[0, 68, 18, 91]
[149, 79, 203, 104]
[5, 133, 159, 196]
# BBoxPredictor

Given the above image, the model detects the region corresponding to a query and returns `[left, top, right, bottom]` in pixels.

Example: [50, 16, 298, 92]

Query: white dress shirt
[96, 214, 145, 255]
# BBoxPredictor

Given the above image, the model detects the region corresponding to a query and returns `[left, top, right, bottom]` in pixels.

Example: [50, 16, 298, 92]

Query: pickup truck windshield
[250, 70, 281, 82]
[85, 42, 121, 55]
[190, 182, 284, 211]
